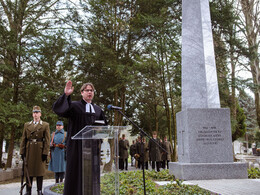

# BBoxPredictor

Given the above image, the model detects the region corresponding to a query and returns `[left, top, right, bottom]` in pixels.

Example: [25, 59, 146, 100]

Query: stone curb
[43, 184, 62, 195]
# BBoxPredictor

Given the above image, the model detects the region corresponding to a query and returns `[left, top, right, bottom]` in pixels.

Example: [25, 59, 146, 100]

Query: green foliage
[51, 170, 213, 194]
[248, 167, 260, 179]
[232, 102, 247, 141]
[255, 131, 260, 148]
[145, 169, 175, 181]
[51, 168, 260, 194]
[238, 90, 258, 144]
[51, 183, 64, 194]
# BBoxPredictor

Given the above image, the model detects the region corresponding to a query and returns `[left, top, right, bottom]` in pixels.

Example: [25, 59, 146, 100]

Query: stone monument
[169, 0, 248, 180]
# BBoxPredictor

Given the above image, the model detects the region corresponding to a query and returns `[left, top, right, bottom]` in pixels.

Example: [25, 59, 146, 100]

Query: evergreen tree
[0, 0, 73, 167]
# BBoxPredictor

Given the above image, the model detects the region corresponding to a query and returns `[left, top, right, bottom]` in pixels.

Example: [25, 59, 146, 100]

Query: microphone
[107, 104, 122, 110]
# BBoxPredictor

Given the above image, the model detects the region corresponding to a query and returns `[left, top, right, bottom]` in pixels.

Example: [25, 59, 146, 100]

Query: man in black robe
[52, 80, 107, 195]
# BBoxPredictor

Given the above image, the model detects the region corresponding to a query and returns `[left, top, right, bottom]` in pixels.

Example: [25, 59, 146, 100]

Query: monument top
[181, 0, 220, 110]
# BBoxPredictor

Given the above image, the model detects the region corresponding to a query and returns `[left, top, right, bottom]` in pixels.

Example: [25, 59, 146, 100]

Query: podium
[72, 125, 131, 195]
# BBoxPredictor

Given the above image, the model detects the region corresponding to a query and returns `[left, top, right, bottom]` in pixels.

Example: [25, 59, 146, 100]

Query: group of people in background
[120, 131, 173, 172]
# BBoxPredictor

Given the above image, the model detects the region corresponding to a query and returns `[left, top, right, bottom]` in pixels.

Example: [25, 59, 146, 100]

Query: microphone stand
[114, 109, 168, 195]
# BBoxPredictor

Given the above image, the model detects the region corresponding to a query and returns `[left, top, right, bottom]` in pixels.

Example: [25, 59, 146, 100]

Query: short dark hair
[152, 131, 157, 135]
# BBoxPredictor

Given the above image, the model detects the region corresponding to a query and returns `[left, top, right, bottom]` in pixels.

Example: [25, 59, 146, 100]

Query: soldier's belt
[29, 138, 43, 142]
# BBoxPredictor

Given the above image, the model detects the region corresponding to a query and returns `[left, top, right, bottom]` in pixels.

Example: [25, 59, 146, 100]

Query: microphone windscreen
[107, 104, 112, 110]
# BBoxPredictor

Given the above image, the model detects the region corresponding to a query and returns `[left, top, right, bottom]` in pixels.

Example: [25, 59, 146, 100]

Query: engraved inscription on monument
[196, 126, 224, 145]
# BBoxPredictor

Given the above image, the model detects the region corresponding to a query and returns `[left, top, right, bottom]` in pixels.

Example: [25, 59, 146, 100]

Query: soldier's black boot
[24, 191, 31, 195]
[24, 186, 32, 195]
[56, 178, 59, 183]
[25, 185, 32, 195]
[36, 176, 43, 195]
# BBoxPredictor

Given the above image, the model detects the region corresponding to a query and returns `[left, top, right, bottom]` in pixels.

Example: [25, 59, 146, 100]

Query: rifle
[20, 157, 25, 195]
[20, 152, 31, 194]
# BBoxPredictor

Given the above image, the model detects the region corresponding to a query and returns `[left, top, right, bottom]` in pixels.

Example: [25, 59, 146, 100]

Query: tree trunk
[240, 0, 260, 128]
[0, 122, 4, 168]
[154, 104, 159, 132]
[230, 43, 237, 120]
[168, 86, 177, 162]
[5, 126, 15, 168]
[254, 87, 260, 127]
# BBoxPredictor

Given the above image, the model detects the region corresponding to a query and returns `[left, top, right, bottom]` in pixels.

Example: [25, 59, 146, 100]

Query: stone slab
[12, 167, 22, 178]
[176, 108, 233, 163]
[0, 169, 14, 182]
[169, 162, 248, 180]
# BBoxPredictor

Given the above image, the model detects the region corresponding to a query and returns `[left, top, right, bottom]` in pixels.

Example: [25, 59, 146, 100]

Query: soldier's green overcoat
[136, 142, 149, 162]
[20, 120, 50, 176]
[161, 141, 173, 161]
[119, 139, 129, 160]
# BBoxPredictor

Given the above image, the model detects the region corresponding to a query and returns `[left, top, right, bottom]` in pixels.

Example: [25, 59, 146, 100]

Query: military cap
[56, 121, 64, 126]
[32, 106, 41, 113]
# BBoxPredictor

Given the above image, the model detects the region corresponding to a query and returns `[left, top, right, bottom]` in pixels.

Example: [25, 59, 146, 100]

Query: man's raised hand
[64, 80, 74, 96]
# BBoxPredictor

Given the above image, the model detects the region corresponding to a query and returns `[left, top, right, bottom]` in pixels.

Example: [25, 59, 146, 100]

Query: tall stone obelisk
[169, 0, 247, 180]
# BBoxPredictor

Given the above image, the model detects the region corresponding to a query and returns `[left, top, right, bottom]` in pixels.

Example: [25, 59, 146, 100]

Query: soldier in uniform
[135, 136, 141, 168]
[148, 131, 161, 172]
[119, 134, 129, 170]
[129, 140, 136, 166]
[136, 137, 149, 170]
[20, 106, 50, 195]
[161, 136, 173, 169]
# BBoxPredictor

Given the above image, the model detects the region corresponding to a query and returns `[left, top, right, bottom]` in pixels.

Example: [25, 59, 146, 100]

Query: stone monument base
[169, 162, 248, 180]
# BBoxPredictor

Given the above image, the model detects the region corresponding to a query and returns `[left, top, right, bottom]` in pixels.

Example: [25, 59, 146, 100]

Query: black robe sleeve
[52, 93, 71, 118]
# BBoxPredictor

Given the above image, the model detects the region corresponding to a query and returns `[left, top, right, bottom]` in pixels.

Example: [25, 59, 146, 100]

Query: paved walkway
[184, 179, 260, 195]
[155, 179, 260, 195]
[1, 178, 260, 195]
[0, 179, 55, 195]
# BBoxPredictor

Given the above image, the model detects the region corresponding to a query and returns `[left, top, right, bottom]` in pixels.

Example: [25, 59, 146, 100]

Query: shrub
[248, 167, 260, 179]
[51, 170, 213, 194]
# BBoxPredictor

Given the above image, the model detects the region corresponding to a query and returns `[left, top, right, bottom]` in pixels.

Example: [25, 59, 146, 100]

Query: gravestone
[169, 0, 248, 180]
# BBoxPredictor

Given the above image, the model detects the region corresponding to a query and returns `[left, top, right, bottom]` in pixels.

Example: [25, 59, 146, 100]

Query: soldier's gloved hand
[50, 144, 55, 150]
[42, 154, 47, 162]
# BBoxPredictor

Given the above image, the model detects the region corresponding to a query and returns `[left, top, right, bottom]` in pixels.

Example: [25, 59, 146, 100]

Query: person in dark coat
[161, 136, 173, 169]
[136, 137, 149, 170]
[135, 136, 141, 169]
[119, 134, 129, 170]
[52, 80, 107, 195]
[148, 131, 161, 172]
[48, 121, 67, 183]
[130, 140, 136, 166]
[20, 106, 50, 195]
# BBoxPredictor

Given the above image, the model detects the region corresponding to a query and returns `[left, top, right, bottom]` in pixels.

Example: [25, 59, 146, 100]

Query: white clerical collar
[85, 102, 95, 113]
